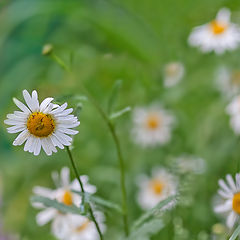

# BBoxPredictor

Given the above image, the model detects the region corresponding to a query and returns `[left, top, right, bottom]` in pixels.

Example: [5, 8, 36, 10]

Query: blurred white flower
[188, 8, 240, 54]
[52, 213, 106, 240]
[215, 67, 240, 98]
[163, 62, 185, 88]
[32, 167, 96, 226]
[176, 155, 206, 175]
[131, 105, 176, 147]
[137, 168, 177, 210]
[214, 174, 240, 229]
[4, 89, 80, 156]
[226, 96, 240, 134]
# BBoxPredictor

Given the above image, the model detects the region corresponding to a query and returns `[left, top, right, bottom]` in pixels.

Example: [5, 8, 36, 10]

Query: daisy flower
[4, 89, 80, 156]
[188, 8, 240, 54]
[176, 155, 206, 175]
[214, 174, 240, 229]
[131, 105, 176, 147]
[226, 96, 240, 134]
[215, 66, 240, 98]
[32, 167, 96, 226]
[52, 212, 106, 240]
[137, 168, 178, 210]
[163, 62, 185, 88]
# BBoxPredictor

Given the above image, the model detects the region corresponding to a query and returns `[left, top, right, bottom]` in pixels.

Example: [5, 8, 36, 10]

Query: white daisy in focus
[216, 67, 240, 98]
[52, 213, 106, 240]
[188, 8, 240, 54]
[132, 105, 176, 147]
[4, 89, 80, 156]
[226, 96, 240, 134]
[214, 174, 240, 229]
[32, 167, 96, 226]
[137, 168, 177, 210]
[176, 155, 206, 175]
[163, 62, 185, 88]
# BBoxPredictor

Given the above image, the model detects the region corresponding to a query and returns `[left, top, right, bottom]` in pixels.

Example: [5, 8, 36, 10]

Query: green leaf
[31, 196, 85, 216]
[230, 225, 240, 240]
[107, 79, 122, 114]
[110, 107, 131, 120]
[72, 190, 123, 214]
[132, 195, 176, 231]
[126, 219, 164, 240]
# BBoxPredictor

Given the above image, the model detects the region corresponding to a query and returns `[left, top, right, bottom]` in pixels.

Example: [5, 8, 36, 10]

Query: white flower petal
[39, 97, 54, 112]
[36, 208, 56, 226]
[13, 97, 31, 114]
[13, 129, 30, 146]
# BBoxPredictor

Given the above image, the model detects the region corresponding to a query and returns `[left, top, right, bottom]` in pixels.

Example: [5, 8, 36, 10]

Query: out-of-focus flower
[163, 62, 185, 88]
[176, 155, 206, 175]
[188, 8, 240, 54]
[214, 174, 240, 229]
[131, 105, 176, 147]
[52, 213, 106, 240]
[137, 168, 177, 210]
[4, 90, 80, 155]
[226, 96, 240, 134]
[215, 67, 240, 98]
[32, 167, 96, 226]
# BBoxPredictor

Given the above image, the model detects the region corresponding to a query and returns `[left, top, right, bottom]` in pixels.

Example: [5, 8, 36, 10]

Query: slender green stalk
[66, 147, 104, 240]
[49, 52, 129, 236]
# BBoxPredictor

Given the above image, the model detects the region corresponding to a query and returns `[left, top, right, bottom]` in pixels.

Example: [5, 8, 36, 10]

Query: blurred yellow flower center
[231, 71, 240, 86]
[166, 63, 179, 77]
[150, 179, 164, 195]
[233, 192, 240, 214]
[75, 220, 90, 232]
[62, 191, 73, 206]
[146, 114, 161, 129]
[27, 112, 55, 137]
[211, 20, 227, 35]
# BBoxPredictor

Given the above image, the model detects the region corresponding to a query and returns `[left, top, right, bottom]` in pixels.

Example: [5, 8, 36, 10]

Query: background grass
[1, 0, 240, 239]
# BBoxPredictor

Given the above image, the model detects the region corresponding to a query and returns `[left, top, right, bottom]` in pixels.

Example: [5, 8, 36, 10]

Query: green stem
[78, 83, 129, 236]
[66, 147, 104, 240]
[49, 52, 129, 236]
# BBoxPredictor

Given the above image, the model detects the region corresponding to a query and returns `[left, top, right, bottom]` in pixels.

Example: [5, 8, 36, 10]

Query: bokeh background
[1, 0, 240, 239]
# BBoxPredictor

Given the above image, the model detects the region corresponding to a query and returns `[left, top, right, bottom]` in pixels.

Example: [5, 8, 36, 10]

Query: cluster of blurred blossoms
[4, 6, 240, 239]
[32, 167, 105, 240]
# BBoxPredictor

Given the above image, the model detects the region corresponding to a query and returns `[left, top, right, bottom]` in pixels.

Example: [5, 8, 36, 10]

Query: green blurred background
[1, 0, 240, 239]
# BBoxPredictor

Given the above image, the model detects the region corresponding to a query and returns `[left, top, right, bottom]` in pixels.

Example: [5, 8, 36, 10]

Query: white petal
[219, 179, 232, 194]
[23, 90, 36, 112]
[50, 135, 64, 149]
[31, 90, 40, 111]
[33, 186, 54, 197]
[50, 103, 67, 114]
[61, 167, 70, 187]
[226, 174, 237, 192]
[214, 200, 232, 213]
[58, 128, 79, 135]
[40, 98, 54, 112]
[13, 129, 30, 146]
[34, 138, 41, 156]
[36, 208, 56, 226]
[226, 211, 237, 229]
[13, 97, 31, 114]
[7, 125, 26, 133]
[24, 136, 34, 152]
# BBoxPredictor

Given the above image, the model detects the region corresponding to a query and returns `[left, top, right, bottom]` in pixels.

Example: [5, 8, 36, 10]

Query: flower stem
[49, 52, 129, 236]
[82, 90, 129, 236]
[66, 146, 104, 240]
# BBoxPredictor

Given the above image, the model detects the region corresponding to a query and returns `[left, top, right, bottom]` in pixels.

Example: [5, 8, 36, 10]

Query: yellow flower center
[166, 63, 179, 77]
[75, 220, 90, 232]
[27, 112, 55, 137]
[62, 191, 73, 206]
[231, 71, 240, 86]
[150, 179, 164, 195]
[211, 20, 227, 35]
[146, 114, 161, 130]
[233, 192, 240, 214]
